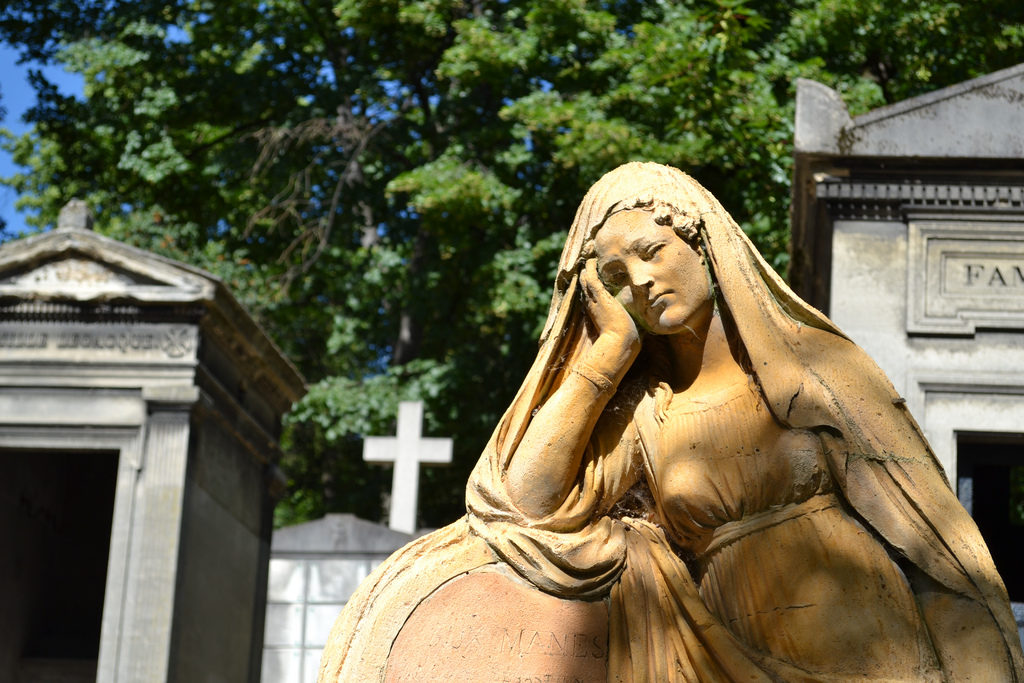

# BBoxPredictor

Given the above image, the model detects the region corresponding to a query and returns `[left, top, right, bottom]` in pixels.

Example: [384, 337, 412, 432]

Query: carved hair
[578, 197, 703, 263]
[600, 196, 703, 244]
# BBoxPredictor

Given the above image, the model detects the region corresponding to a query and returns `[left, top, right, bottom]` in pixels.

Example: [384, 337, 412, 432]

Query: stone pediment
[271, 513, 414, 554]
[796, 62, 1024, 158]
[0, 227, 215, 304]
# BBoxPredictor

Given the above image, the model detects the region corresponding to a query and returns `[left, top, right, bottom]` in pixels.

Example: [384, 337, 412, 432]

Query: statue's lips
[650, 291, 672, 307]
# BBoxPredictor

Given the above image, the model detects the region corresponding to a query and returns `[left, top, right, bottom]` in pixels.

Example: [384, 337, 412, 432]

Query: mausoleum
[0, 203, 305, 682]
[792, 62, 1024, 637]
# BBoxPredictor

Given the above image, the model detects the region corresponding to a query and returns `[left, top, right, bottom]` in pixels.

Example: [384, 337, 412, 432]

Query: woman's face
[593, 209, 712, 335]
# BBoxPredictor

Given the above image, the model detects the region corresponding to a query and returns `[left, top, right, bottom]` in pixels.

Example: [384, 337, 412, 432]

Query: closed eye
[639, 243, 665, 261]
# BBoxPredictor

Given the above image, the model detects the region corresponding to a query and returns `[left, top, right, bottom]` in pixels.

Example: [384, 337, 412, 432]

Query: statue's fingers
[580, 260, 625, 328]
[580, 259, 601, 302]
[586, 267, 620, 318]
[580, 264, 606, 325]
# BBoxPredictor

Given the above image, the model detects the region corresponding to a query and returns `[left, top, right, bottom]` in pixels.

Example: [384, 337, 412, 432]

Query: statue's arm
[507, 259, 641, 518]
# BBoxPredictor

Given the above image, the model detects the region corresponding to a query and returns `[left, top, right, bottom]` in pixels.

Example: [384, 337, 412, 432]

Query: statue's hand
[580, 258, 641, 377]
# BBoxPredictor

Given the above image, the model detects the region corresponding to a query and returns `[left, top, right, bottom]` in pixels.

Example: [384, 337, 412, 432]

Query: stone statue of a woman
[320, 163, 1024, 682]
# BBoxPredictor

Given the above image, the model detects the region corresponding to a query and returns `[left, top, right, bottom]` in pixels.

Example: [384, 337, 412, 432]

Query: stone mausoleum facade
[0, 204, 304, 682]
[791, 63, 1024, 639]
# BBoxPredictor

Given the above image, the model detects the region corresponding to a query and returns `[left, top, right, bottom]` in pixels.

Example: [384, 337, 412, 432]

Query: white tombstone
[363, 401, 453, 534]
[261, 514, 413, 683]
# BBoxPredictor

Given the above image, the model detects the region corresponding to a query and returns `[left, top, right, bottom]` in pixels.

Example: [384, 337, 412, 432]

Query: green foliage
[1, 0, 1022, 528]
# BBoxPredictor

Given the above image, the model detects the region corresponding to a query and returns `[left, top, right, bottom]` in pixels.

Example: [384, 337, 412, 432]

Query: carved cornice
[0, 300, 204, 323]
[816, 181, 1024, 221]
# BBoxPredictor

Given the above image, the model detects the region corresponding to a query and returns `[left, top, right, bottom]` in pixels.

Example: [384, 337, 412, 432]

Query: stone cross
[363, 401, 453, 534]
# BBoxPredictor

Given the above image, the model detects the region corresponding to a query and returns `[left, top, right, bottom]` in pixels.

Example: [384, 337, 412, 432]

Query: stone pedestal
[0, 219, 304, 682]
[792, 62, 1024, 641]
[385, 568, 608, 683]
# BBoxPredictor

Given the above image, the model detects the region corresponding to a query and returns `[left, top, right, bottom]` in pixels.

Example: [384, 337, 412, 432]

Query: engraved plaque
[0, 322, 198, 362]
[908, 220, 1024, 334]
[386, 568, 608, 683]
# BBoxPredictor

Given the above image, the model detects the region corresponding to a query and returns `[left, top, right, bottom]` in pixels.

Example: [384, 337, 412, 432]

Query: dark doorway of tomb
[957, 433, 1024, 649]
[957, 435, 1024, 602]
[0, 449, 119, 683]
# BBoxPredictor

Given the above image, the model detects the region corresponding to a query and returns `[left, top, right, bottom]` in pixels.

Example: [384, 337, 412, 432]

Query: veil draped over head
[466, 162, 1023, 679]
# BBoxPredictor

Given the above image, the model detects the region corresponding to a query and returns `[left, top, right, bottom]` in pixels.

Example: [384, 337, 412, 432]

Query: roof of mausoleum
[794, 62, 1024, 159]
[790, 63, 1024, 312]
[272, 513, 415, 555]
[0, 201, 305, 405]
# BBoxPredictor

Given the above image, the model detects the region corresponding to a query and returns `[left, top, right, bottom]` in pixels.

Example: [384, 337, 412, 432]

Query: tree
[2, 0, 1023, 528]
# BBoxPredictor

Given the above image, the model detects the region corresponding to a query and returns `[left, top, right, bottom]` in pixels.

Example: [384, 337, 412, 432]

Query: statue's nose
[629, 263, 655, 292]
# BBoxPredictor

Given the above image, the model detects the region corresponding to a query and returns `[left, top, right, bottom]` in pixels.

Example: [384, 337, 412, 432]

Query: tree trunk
[391, 229, 427, 365]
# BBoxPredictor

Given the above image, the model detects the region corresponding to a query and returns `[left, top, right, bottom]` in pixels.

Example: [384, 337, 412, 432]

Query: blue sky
[0, 43, 83, 235]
